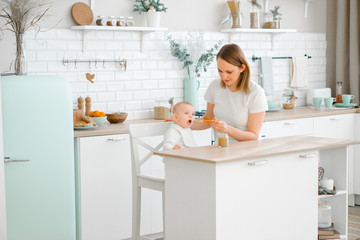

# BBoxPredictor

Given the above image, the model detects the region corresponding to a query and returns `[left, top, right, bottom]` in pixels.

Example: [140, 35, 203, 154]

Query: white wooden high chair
[128, 122, 172, 240]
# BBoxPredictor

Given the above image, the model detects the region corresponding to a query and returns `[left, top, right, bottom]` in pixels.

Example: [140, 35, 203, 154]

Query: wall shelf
[220, 28, 297, 50]
[70, 25, 169, 52]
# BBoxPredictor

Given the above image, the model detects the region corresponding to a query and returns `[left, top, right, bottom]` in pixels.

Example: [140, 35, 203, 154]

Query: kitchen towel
[290, 55, 309, 89]
[259, 57, 274, 96]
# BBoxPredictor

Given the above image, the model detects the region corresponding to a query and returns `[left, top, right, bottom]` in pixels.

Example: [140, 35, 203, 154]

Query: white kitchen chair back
[128, 122, 171, 240]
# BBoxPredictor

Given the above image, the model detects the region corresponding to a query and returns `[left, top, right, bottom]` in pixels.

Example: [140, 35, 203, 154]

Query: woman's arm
[190, 102, 214, 130]
[210, 111, 265, 141]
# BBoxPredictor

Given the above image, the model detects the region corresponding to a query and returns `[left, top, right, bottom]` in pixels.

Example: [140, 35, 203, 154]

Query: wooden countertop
[154, 136, 360, 163]
[74, 107, 360, 137]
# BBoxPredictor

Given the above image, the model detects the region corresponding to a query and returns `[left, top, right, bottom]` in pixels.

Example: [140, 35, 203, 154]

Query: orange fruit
[100, 112, 106, 117]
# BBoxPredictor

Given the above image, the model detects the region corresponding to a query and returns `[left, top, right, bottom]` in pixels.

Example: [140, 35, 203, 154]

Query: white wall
[0, 0, 326, 73]
[19, 29, 326, 119]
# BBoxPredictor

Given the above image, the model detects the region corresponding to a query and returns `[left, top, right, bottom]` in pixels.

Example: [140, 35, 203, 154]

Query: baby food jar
[154, 99, 171, 120]
[218, 133, 229, 147]
[318, 201, 332, 228]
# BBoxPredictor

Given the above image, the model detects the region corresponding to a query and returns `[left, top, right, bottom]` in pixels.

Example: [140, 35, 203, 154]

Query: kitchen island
[155, 136, 359, 240]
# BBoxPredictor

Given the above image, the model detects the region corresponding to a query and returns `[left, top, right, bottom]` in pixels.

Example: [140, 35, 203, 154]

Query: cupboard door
[354, 114, 360, 195]
[261, 118, 313, 139]
[216, 152, 318, 240]
[78, 134, 132, 240]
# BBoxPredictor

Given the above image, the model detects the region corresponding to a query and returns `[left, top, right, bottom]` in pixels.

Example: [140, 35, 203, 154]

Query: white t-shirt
[163, 123, 197, 150]
[204, 79, 268, 133]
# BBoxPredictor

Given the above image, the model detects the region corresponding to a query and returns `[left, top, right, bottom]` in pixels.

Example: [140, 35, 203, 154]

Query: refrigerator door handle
[4, 156, 30, 163]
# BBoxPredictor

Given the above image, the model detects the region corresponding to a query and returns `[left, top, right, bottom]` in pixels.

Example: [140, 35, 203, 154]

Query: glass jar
[116, 16, 126, 26]
[336, 81, 343, 103]
[318, 201, 332, 228]
[218, 133, 229, 147]
[96, 16, 106, 26]
[154, 99, 171, 120]
[126, 16, 135, 26]
[107, 16, 116, 26]
[250, 3, 260, 28]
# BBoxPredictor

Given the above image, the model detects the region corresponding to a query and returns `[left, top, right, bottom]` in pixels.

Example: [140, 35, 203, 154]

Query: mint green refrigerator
[1, 75, 76, 240]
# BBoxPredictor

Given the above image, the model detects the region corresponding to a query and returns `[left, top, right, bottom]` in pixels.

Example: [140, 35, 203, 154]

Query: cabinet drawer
[261, 118, 313, 139]
[313, 114, 354, 140]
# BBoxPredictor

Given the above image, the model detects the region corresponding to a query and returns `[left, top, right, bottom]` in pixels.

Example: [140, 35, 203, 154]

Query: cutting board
[71, 2, 93, 25]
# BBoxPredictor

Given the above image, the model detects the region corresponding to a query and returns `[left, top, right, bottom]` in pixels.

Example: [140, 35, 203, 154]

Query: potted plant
[0, 0, 54, 75]
[133, 0, 167, 27]
[270, 5, 282, 29]
[167, 33, 222, 110]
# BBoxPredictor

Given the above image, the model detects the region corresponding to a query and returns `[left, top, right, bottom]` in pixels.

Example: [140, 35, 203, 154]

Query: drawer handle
[4, 157, 30, 163]
[107, 138, 126, 142]
[284, 122, 297, 125]
[330, 118, 341, 121]
[299, 153, 318, 158]
[248, 160, 268, 166]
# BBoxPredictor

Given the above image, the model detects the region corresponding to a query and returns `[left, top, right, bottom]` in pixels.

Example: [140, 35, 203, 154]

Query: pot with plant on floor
[167, 32, 222, 111]
[0, 0, 55, 75]
[133, 0, 167, 27]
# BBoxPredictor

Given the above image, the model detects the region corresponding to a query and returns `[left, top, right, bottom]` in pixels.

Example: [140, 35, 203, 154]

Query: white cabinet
[354, 114, 360, 201]
[313, 114, 355, 204]
[76, 134, 132, 240]
[261, 118, 313, 139]
[165, 151, 318, 240]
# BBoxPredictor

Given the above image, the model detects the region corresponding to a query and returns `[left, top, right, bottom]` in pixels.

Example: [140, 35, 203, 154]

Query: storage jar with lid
[116, 16, 126, 26]
[250, 0, 260, 28]
[318, 201, 332, 228]
[154, 99, 171, 120]
[126, 16, 135, 26]
[107, 16, 116, 26]
[96, 16, 106, 26]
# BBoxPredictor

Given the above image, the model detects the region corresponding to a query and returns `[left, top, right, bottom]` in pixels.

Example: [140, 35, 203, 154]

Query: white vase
[146, 11, 161, 27]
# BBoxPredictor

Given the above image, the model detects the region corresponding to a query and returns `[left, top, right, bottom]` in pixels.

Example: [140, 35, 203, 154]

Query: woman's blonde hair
[217, 44, 250, 94]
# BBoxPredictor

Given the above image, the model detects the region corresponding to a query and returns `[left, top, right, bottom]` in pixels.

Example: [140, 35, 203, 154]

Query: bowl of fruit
[89, 111, 107, 126]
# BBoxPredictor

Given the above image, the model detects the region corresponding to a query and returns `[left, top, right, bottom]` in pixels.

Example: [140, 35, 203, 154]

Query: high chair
[128, 122, 171, 240]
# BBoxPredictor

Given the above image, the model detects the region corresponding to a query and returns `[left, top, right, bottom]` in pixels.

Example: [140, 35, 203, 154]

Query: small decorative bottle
[336, 81, 343, 103]
[218, 133, 229, 147]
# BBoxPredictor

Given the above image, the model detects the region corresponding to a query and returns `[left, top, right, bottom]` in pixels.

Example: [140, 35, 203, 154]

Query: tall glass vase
[184, 77, 200, 111]
[15, 33, 27, 75]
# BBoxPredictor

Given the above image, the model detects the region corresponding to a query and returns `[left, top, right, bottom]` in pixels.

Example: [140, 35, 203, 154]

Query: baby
[163, 102, 197, 150]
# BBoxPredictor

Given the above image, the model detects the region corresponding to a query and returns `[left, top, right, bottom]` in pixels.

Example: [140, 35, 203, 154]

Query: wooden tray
[71, 2, 93, 25]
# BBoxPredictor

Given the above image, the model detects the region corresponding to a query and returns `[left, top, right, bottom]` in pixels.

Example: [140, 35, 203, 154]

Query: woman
[192, 43, 268, 141]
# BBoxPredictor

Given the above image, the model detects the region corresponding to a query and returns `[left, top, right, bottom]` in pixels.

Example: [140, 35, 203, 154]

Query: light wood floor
[349, 206, 360, 240]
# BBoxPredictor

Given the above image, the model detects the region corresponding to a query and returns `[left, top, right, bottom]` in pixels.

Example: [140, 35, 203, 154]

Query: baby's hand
[172, 145, 181, 149]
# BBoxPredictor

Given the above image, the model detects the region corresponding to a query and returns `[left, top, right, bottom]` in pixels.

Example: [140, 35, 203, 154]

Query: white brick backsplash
[134, 90, 150, 100]
[126, 101, 142, 110]
[98, 92, 116, 102]
[125, 80, 142, 90]
[47, 40, 67, 50]
[27, 62, 47, 73]
[116, 91, 133, 101]
[107, 102, 126, 112]
[150, 70, 166, 79]
[23, 29, 327, 119]
[142, 80, 159, 89]
[107, 82, 124, 91]
[37, 51, 57, 61]
[88, 82, 107, 92]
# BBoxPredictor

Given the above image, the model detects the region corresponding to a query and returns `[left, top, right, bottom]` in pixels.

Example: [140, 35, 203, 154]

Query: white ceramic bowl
[92, 116, 107, 126]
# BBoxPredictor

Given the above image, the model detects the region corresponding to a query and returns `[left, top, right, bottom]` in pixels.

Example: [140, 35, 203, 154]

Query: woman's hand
[210, 119, 229, 133]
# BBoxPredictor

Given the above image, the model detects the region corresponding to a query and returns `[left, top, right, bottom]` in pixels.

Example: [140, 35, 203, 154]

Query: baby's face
[174, 104, 195, 128]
